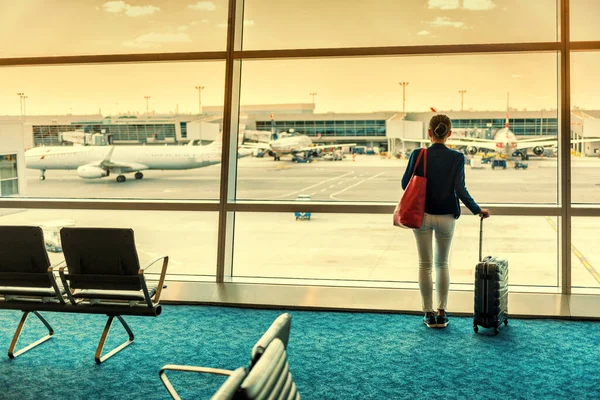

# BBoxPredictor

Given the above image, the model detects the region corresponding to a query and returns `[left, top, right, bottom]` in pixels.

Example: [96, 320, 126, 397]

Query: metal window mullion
[233, 42, 561, 60]
[216, 0, 244, 283]
[559, 0, 571, 295]
[0, 52, 227, 67]
[571, 41, 600, 51]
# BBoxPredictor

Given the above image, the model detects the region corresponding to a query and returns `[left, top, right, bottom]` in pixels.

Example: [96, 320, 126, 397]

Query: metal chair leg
[8, 311, 54, 359]
[95, 315, 135, 364]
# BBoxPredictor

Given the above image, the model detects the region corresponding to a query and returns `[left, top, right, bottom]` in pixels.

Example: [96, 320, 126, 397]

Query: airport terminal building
[22, 104, 600, 157]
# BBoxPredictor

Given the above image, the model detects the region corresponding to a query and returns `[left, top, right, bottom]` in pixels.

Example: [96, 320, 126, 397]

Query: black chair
[59, 227, 169, 363]
[212, 339, 299, 400]
[160, 313, 292, 400]
[0, 226, 65, 358]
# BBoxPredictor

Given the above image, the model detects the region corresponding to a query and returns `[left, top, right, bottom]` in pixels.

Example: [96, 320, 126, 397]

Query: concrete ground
[2, 154, 599, 290]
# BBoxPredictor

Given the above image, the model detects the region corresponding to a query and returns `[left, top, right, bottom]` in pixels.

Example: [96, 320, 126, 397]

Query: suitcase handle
[479, 216, 483, 262]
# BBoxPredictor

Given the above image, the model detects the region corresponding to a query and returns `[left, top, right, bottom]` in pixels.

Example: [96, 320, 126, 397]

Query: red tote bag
[393, 148, 427, 229]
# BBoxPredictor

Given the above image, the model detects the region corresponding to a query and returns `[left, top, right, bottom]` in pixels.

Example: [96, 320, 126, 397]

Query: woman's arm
[453, 153, 482, 215]
[401, 150, 417, 190]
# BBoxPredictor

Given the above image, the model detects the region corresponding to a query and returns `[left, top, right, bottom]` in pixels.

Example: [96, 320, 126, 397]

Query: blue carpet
[0, 305, 599, 399]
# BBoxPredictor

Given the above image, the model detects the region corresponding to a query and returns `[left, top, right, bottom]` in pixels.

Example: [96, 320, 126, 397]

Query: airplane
[243, 130, 355, 161]
[25, 132, 252, 182]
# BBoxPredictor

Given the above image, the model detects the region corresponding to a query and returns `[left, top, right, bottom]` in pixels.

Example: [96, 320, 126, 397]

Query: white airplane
[25, 132, 252, 182]
[243, 130, 355, 161]
[447, 123, 558, 160]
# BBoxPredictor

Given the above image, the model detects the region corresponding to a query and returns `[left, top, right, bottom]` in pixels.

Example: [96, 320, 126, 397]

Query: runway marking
[329, 172, 386, 200]
[263, 171, 355, 200]
[544, 216, 600, 284]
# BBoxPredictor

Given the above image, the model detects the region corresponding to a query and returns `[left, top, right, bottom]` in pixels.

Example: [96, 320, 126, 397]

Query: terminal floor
[1, 305, 599, 399]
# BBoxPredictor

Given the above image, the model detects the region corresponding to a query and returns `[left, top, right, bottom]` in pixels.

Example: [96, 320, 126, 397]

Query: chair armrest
[58, 266, 77, 305]
[141, 255, 169, 303]
[47, 261, 66, 304]
[159, 364, 233, 400]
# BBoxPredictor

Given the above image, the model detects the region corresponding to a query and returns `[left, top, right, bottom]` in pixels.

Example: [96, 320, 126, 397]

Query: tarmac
[1, 154, 599, 290]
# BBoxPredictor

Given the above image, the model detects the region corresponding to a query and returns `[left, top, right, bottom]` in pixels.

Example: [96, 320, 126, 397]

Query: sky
[0, 0, 598, 116]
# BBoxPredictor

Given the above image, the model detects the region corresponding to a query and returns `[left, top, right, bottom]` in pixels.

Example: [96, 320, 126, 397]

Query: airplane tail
[505, 92, 510, 128]
[206, 130, 245, 148]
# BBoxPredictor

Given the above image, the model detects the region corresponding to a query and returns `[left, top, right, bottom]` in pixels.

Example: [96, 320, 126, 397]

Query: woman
[401, 114, 490, 329]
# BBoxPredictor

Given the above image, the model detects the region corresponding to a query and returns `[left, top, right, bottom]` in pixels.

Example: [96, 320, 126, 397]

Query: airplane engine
[77, 165, 109, 179]
[466, 146, 478, 155]
[533, 146, 544, 156]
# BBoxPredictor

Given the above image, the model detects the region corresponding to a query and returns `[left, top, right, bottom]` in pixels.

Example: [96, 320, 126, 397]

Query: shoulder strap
[412, 148, 427, 178]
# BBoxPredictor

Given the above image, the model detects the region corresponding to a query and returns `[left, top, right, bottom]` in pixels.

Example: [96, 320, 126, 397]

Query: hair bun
[434, 123, 448, 137]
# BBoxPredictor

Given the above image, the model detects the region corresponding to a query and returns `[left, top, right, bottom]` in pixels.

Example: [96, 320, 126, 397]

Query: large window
[242, 0, 558, 49]
[0, 0, 229, 57]
[237, 54, 559, 204]
[3, 0, 600, 303]
[571, 52, 600, 204]
[0, 209, 219, 277]
[0, 154, 18, 197]
[571, 0, 600, 41]
[233, 213, 558, 287]
[572, 217, 600, 290]
[16, 62, 225, 200]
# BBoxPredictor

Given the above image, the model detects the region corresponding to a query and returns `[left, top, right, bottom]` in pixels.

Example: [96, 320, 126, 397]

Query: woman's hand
[479, 208, 491, 219]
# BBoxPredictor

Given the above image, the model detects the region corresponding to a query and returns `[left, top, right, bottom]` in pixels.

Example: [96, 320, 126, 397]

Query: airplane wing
[397, 138, 430, 144]
[572, 138, 600, 144]
[296, 143, 357, 152]
[241, 142, 271, 150]
[446, 139, 498, 151]
[90, 147, 149, 172]
[101, 160, 149, 172]
[449, 137, 496, 143]
[515, 140, 557, 150]
[518, 136, 558, 143]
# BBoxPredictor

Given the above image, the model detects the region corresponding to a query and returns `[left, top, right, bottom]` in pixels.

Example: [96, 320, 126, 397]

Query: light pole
[195, 86, 205, 115]
[22, 95, 28, 121]
[309, 92, 317, 105]
[398, 82, 409, 113]
[144, 95, 151, 117]
[17, 92, 24, 119]
[459, 89, 467, 112]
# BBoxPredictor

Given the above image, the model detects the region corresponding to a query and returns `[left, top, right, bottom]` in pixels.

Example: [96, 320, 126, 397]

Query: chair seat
[72, 283, 158, 301]
[0, 284, 65, 298]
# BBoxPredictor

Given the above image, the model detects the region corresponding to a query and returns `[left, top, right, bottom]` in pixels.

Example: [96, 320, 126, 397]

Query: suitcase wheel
[473, 324, 478, 333]
[504, 319, 508, 326]
[494, 326, 499, 335]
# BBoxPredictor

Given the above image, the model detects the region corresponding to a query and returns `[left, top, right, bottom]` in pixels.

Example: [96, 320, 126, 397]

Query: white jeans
[412, 213, 456, 313]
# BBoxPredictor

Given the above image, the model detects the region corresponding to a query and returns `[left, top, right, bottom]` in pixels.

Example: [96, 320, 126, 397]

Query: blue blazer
[401, 143, 481, 219]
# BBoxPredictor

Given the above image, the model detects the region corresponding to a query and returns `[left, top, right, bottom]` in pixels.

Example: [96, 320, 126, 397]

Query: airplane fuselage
[25, 145, 222, 171]
[492, 128, 518, 158]
[269, 135, 313, 154]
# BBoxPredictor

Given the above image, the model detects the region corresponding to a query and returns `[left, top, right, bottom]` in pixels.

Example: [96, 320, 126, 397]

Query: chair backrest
[0, 226, 51, 288]
[60, 227, 141, 291]
[239, 339, 300, 400]
[250, 313, 292, 367]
